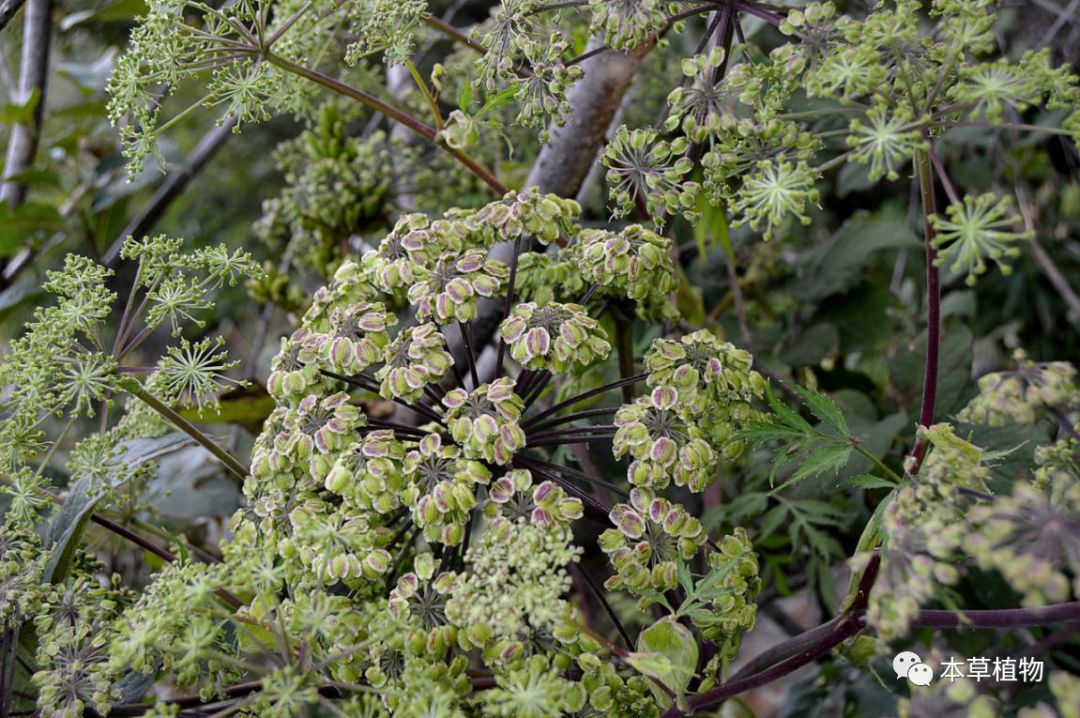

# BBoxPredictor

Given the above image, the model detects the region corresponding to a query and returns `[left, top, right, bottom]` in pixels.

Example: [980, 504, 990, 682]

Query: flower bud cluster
[446, 520, 581, 665]
[613, 386, 718, 491]
[601, 488, 707, 594]
[644, 330, 766, 457]
[499, 302, 611, 373]
[959, 354, 1077, 426]
[442, 379, 526, 465]
[484, 469, 584, 527]
[576, 225, 677, 319]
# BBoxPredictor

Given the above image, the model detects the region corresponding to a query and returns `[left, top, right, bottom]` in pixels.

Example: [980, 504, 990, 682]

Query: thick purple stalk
[908, 143, 941, 473]
[666, 601, 1080, 718]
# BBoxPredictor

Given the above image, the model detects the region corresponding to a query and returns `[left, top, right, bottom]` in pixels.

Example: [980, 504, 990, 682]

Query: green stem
[125, 381, 248, 481]
[851, 444, 903, 485]
[406, 59, 444, 131]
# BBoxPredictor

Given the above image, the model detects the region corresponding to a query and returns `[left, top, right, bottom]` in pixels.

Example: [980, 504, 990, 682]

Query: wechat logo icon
[893, 651, 934, 686]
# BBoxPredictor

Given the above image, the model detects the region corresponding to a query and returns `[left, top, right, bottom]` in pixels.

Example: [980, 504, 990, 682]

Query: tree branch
[0, 0, 26, 33]
[0, 0, 50, 208]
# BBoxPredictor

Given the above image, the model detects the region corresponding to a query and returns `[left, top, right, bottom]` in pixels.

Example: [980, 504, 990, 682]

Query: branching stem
[126, 383, 249, 481]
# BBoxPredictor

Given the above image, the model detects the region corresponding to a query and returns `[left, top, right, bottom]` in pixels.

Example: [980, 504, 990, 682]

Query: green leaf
[59, 0, 147, 29]
[628, 586, 673, 612]
[788, 499, 847, 526]
[774, 444, 852, 491]
[178, 385, 275, 429]
[795, 207, 920, 302]
[673, 263, 706, 325]
[694, 560, 738, 598]
[676, 555, 694, 595]
[42, 434, 194, 582]
[633, 616, 699, 704]
[116, 433, 195, 472]
[763, 383, 814, 434]
[792, 384, 850, 437]
[842, 492, 893, 607]
[42, 477, 105, 584]
[0, 201, 65, 255]
[686, 608, 724, 627]
[476, 84, 518, 117]
[840, 474, 897, 491]
[457, 78, 474, 111]
[693, 193, 730, 265]
[0, 89, 40, 125]
[758, 503, 789, 539]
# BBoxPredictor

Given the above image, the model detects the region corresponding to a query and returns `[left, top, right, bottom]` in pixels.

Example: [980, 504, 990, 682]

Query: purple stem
[496, 236, 525, 379]
[908, 141, 942, 473]
[526, 407, 618, 432]
[523, 373, 647, 428]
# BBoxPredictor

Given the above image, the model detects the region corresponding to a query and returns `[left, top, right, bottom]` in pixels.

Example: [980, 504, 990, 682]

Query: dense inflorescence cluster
[0, 188, 774, 716]
[204, 189, 768, 714]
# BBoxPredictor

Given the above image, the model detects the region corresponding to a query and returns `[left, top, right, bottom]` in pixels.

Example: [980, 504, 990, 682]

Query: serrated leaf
[792, 384, 850, 437]
[789, 499, 847, 521]
[734, 423, 809, 446]
[799, 522, 843, 560]
[840, 474, 897, 491]
[629, 586, 673, 612]
[477, 84, 518, 116]
[796, 444, 851, 478]
[720, 491, 768, 522]
[764, 383, 815, 434]
[758, 504, 789, 539]
[774, 444, 852, 491]
[695, 560, 738, 598]
[980, 441, 1028, 463]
